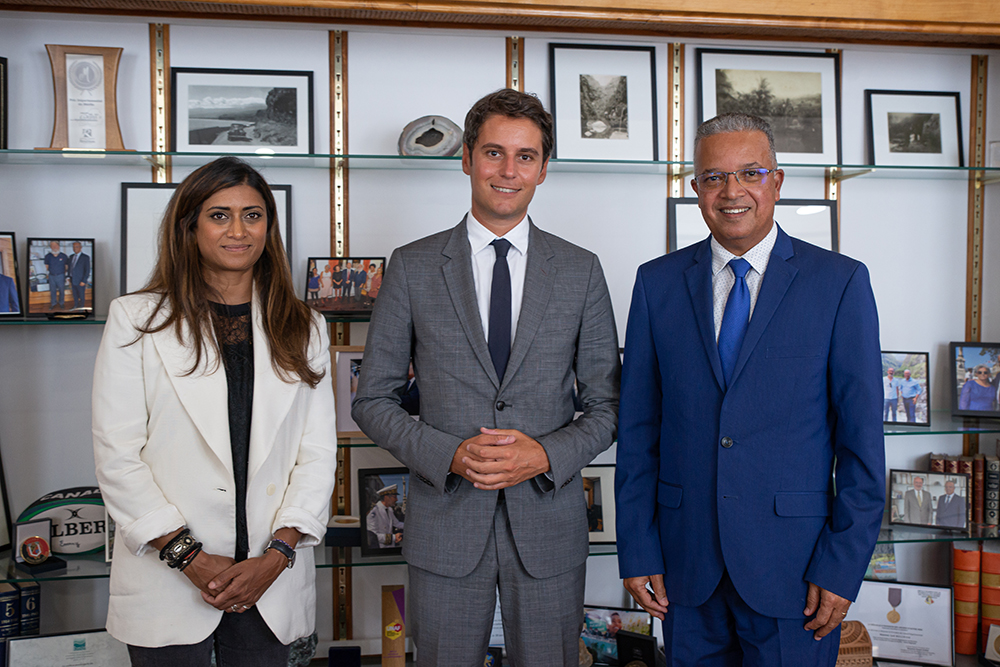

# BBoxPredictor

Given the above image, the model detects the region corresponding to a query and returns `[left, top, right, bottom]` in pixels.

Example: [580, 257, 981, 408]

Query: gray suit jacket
[352, 217, 620, 579]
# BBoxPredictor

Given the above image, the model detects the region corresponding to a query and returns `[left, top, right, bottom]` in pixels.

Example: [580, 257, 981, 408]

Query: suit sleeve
[534, 252, 620, 491]
[804, 262, 886, 601]
[614, 266, 666, 579]
[351, 248, 465, 492]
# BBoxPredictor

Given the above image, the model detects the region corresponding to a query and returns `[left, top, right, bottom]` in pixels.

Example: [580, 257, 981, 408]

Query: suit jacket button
[720, 437, 733, 448]
[496, 401, 506, 411]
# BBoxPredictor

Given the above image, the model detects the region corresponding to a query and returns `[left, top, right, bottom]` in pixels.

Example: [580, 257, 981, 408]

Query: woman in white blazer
[93, 157, 337, 665]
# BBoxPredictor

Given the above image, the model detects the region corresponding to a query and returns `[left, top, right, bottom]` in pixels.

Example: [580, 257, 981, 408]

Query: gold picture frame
[41, 44, 127, 151]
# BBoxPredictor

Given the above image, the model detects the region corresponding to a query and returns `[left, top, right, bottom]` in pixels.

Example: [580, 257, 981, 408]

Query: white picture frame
[332, 346, 365, 437]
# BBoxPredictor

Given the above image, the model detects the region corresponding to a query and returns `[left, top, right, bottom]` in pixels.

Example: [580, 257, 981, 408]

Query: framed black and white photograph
[304, 257, 384, 318]
[0, 56, 8, 149]
[881, 351, 930, 427]
[581, 605, 653, 666]
[888, 469, 969, 531]
[170, 68, 314, 154]
[332, 346, 365, 437]
[845, 580, 953, 665]
[25, 238, 94, 317]
[668, 198, 837, 253]
[696, 48, 841, 165]
[581, 465, 616, 544]
[865, 90, 963, 167]
[358, 467, 408, 557]
[0, 231, 23, 317]
[549, 43, 658, 160]
[950, 341, 1000, 418]
[120, 182, 291, 295]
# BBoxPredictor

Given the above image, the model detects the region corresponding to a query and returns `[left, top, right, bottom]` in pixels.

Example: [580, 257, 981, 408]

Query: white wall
[1, 9, 998, 646]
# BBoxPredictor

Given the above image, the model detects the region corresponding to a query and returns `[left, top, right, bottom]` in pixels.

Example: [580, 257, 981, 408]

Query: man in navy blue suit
[0, 273, 19, 313]
[68, 242, 91, 310]
[615, 113, 884, 665]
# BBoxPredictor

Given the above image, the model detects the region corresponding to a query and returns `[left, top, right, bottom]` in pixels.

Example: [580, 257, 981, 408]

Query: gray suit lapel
[504, 220, 555, 389]
[441, 217, 501, 387]
[684, 238, 726, 391]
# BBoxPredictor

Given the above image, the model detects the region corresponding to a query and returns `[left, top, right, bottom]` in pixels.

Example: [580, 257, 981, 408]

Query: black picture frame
[304, 257, 384, 318]
[357, 467, 409, 557]
[581, 605, 653, 665]
[170, 67, 314, 154]
[581, 464, 616, 544]
[888, 468, 970, 532]
[881, 350, 930, 427]
[0, 231, 23, 318]
[549, 43, 658, 160]
[0, 56, 8, 150]
[0, 434, 13, 551]
[696, 48, 842, 165]
[120, 182, 292, 296]
[667, 198, 838, 253]
[950, 341, 1000, 419]
[25, 237, 95, 318]
[865, 89, 963, 167]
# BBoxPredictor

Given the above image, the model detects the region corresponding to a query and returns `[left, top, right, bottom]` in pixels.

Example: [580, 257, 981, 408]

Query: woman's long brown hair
[135, 157, 323, 388]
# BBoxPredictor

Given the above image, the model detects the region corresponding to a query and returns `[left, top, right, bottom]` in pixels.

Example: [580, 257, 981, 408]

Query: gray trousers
[409, 494, 586, 667]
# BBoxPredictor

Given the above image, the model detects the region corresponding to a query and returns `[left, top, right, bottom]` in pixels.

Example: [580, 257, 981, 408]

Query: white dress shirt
[711, 222, 778, 341]
[467, 212, 529, 345]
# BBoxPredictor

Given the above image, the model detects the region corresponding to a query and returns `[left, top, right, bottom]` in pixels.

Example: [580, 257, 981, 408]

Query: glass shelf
[877, 524, 1000, 544]
[337, 437, 377, 449]
[316, 543, 617, 569]
[884, 410, 1000, 436]
[0, 316, 107, 325]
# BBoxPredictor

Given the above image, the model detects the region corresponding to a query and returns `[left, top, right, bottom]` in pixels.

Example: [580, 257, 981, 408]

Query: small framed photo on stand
[889, 469, 970, 532]
[581, 606, 653, 665]
[304, 257, 384, 318]
[881, 351, 930, 427]
[950, 342, 1000, 419]
[332, 346, 365, 437]
[865, 89, 963, 167]
[581, 465, 616, 544]
[358, 467, 409, 557]
[0, 231, 23, 317]
[25, 237, 94, 318]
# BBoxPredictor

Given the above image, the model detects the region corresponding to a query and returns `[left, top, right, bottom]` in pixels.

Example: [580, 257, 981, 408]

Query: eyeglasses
[695, 168, 775, 190]
[977, 370, 990, 375]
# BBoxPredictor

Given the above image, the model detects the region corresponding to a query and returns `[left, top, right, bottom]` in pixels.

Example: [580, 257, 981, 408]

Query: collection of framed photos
[0, 232, 95, 319]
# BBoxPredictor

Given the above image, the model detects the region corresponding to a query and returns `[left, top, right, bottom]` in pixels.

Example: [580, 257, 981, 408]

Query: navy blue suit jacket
[0, 274, 19, 313]
[615, 226, 885, 619]
[70, 252, 90, 285]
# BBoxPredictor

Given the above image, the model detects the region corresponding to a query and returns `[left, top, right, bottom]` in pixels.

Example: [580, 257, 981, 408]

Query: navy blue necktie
[488, 239, 512, 381]
[718, 257, 751, 387]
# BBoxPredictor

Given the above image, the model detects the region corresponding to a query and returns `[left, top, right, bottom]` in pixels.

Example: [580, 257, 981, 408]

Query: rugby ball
[17, 487, 105, 555]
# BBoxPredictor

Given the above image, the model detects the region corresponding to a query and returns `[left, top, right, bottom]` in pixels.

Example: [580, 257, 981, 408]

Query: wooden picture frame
[332, 345, 365, 437]
[581, 464, 616, 544]
[25, 237, 94, 318]
[865, 89, 963, 167]
[0, 231, 24, 318]
[357, 466, 408, 557]
[549, 43, 658, 160]
[304, 256, 384, 318]
[881, 350, 930, 427]
[949, 341, 1000, 419]
[696, 48, 842, 165]
[41, 44, 126, 151]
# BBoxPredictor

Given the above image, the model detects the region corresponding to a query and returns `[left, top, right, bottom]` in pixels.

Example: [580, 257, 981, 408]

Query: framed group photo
[549, 43, 658, 161]
[881, 351, 930, 427]
[581, 465, 616, 544]
[358, 467, 408, 557]
[668, 198, 837, 253]
[25, 238, 94, 317]
[0, 231, 22, 317]
[865, 89, 963, 167]
[696, 48, 842, 165]
[949, 341, 1000, 418]
[304, 256, 384, 318]
[888, 469, 969, 531]
[170, 67, 314, 154]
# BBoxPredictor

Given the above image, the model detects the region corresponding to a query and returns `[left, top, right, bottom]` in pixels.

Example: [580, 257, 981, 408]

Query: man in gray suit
[353, 89, 620, 666]
[903, 475, 932, 524]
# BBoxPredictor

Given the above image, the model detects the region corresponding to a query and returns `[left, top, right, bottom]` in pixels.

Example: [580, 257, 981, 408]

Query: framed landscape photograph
[881, 351, 930, 427]
[170, 68, 314, 154]
[865, 90, 963, 167]
[581, 465, 616, 544]
[549, 43, 658, 160]
[121, 182, 291, 295]
[949, 341, 1000, 418]
[580, 605, 653, 665]
[332, 346, 365, 437]
[357, 466, 408, 557]
[25, 238, 94, 317]
[668, 198, 837, 253]
[696, 48, 841, 165]
[888, 469, 969, 531]
[0, 231, 23, 317]
[304, 256, 384, 318]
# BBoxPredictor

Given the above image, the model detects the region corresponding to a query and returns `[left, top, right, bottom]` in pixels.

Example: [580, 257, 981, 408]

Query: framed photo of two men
[25, 238, 94, 318]
[0, 232, 23, 318]
[888, 469, 969, 532]
[880, 351, 930, 427]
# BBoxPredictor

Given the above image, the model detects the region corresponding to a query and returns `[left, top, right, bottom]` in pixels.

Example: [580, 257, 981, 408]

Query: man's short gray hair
[694, 113, 778, 168]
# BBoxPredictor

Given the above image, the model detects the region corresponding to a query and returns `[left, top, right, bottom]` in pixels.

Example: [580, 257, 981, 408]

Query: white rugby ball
[17, 487, 105, 555]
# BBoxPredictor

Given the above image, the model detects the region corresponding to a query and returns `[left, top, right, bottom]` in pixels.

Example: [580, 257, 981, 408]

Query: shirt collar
[711, 222, 778, 278]
[467, 211, 529, 257]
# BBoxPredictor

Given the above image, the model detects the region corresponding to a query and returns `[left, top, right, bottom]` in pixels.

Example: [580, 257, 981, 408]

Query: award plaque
[40, 44, 126, 151]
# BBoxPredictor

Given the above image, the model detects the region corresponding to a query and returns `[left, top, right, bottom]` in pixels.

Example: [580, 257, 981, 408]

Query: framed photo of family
[548, 43, 658, 161]
[880, 351, 930, 427]
[303, 257, 384, 318]
[170, 68, 314, 154]
[25, 238, 94, 318]
[0, 232, 23, 317]
[949, 342, 1000, 418]
[888, 469, 969, 531]
[865, 89, 963, 167]
[696, 48, 842, 165]
[581, 465, 616, 544]
[357, 467, 408, 557]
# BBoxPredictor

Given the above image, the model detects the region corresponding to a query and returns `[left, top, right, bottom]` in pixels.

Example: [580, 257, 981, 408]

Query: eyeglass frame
[692, 167, 781, 190]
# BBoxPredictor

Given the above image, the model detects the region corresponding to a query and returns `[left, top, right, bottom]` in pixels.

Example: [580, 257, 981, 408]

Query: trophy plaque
[40, 44, 127, 151]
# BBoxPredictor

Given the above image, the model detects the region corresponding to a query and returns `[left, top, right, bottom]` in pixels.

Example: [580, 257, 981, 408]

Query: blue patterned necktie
[718, 257, 751, 387]
[488, 238, 512, 381]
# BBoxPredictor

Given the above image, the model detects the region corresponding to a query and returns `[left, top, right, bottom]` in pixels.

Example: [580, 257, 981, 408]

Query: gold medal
[887, 609, 900, 623]
[20, 536, 50, 565]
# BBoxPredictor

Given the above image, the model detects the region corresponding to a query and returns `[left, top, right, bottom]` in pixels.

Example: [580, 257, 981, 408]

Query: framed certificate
[845, 580, 953, 665]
